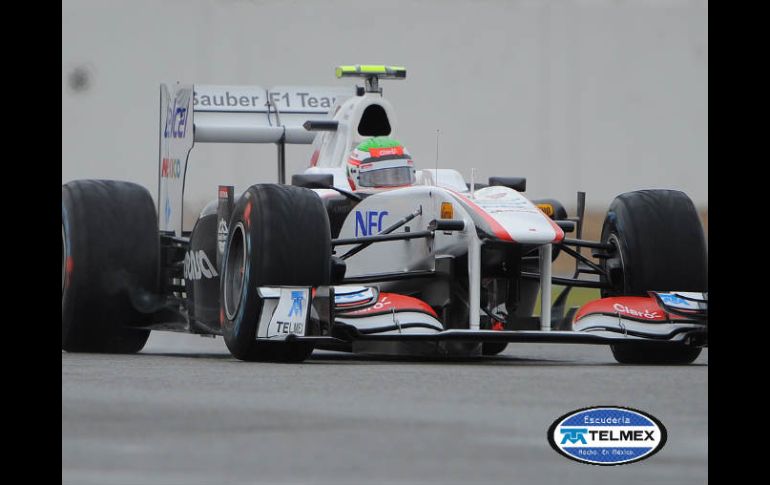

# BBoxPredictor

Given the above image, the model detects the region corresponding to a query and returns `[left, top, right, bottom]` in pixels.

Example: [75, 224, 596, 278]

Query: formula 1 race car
[62, 65, 708, 364]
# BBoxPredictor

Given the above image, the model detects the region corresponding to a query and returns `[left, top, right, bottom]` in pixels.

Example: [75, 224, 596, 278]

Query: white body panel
[257, 288, 310, 339]
[472, 186, 560, 244]
[573, 314, 704, 338]
[335, 186, 473, 277]
[416, 169, 470, 193]
[336, 313, 444, 334]
[314, 92, 399, 168]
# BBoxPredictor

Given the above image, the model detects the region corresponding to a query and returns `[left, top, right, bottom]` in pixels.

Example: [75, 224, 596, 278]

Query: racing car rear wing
[158, 83, 354, 235]
[193, 84, 353, 144]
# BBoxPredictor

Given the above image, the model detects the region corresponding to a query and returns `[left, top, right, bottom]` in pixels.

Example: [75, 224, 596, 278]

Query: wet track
[62, 332, 707, 485]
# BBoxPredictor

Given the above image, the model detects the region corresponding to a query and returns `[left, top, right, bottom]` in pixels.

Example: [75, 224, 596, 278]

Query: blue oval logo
[548, 406, 667, 466]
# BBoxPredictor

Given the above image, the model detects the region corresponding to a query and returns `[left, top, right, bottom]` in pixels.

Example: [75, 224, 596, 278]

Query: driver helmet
[346, 137, 415, 190]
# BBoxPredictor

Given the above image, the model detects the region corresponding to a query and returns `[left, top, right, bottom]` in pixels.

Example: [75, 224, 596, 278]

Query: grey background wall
[62, 0, 707, 227]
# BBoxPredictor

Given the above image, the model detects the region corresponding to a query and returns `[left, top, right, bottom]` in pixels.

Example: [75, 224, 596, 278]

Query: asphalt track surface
[62, 332, 708, 485]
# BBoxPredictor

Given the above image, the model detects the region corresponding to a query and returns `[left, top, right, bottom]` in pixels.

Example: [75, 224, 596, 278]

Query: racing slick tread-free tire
[221, 184, 331, 362]
[62, 180, 158, 353]
[599, 189, 707, 365]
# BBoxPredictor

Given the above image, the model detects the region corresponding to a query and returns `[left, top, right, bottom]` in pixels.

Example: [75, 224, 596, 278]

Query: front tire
[62, 180, 157, 353]
[611, 343, 702, 365]
[482, 342, 507, 356]
[221, 184, 331, 362]
[599, 189, 707, 365]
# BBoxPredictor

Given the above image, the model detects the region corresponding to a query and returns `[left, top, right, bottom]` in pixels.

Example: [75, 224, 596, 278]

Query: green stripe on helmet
[355, 137, 403, 152]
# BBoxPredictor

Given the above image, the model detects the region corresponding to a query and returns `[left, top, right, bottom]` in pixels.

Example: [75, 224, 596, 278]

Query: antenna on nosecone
[433, 128, 440, 218]
[434, 129, 440, 187]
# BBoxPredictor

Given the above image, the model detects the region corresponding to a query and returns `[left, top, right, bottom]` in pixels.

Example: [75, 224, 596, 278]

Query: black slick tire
[62, 180, 158, 353]
[599, 189, 707, 364]
[220, 184, 331, 362]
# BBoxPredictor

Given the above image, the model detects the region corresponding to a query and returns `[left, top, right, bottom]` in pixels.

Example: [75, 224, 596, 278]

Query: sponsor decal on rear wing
[158, 83, 194, 235]
[192, 84, 354, 144]
[158, 83, 354, 235]
[194, 85, 346, 114]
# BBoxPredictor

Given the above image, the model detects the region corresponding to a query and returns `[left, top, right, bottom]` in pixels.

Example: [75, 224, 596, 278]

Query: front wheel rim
[603, 233, 626, 295]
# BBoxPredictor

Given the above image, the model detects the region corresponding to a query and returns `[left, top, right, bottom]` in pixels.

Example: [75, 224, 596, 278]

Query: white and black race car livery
[62, 65, 707, 364]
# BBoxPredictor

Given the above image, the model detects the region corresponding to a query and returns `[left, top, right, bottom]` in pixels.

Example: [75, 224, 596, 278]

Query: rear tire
[599, 189, 707, 365]
[221, 184, 331, 362]
[62, 180, 157, 353]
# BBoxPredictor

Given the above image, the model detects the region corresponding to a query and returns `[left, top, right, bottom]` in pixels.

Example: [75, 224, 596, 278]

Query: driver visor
[358, 159, 415, 187]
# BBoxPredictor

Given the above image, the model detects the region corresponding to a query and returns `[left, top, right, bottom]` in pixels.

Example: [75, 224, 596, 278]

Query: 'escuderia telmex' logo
[548, 406, 667, 466]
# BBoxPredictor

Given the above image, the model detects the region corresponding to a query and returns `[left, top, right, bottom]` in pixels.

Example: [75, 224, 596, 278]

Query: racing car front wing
[256, 285, 707, 350]
[264, 324, 708, 347]
[269, 327, 707, 348]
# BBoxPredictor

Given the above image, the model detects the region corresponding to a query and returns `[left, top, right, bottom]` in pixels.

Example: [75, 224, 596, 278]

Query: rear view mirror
[488, 176, 526, 192]
[291, 173, 334, 189]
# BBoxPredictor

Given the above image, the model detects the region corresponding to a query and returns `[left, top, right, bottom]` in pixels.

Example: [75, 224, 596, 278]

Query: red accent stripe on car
[447, 190, 514, 242]
[342, 293, 438, 318]
[545, 217, 565, 243]
[574, 296, 671, 322]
